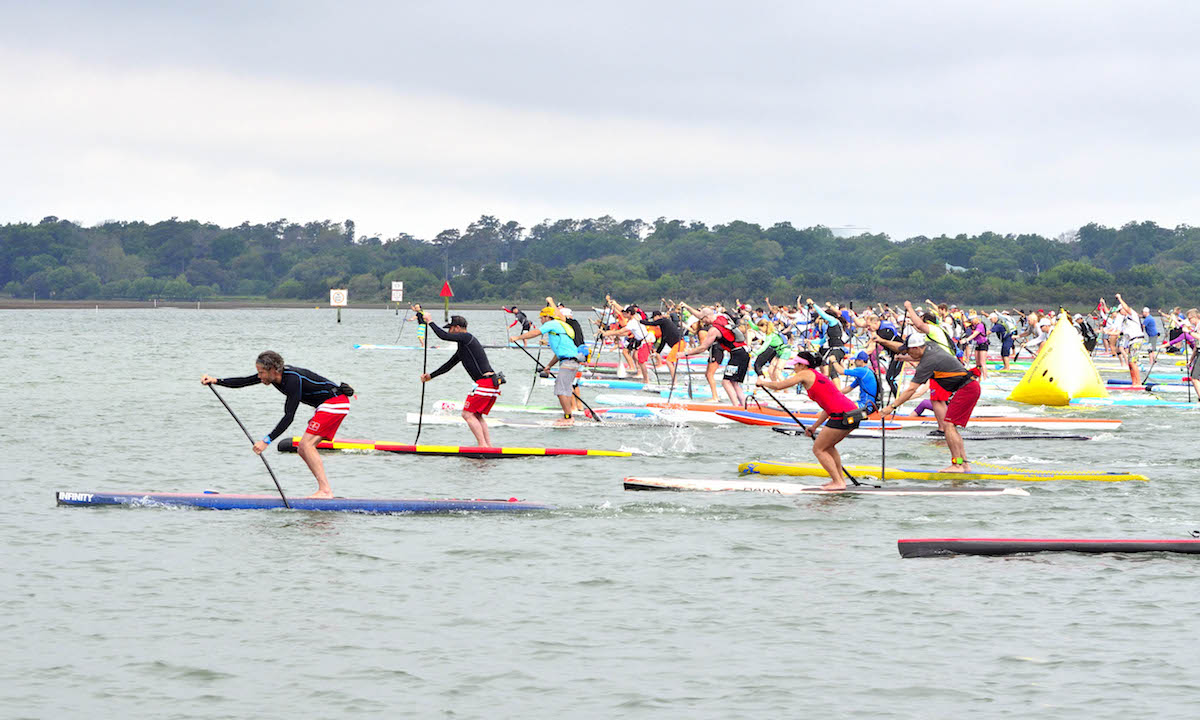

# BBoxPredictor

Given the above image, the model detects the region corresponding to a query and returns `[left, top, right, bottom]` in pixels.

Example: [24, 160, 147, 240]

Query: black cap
[448, 315, 468, 328]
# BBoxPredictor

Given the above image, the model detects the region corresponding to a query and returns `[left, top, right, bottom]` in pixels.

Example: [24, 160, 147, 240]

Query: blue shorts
[1000, 336, 1014, 357]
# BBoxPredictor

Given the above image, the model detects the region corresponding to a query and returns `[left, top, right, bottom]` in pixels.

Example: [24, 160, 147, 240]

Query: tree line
[2, 215, 1197, 307]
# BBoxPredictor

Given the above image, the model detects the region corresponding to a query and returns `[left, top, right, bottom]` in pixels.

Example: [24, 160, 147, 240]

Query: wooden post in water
[330, 288, 348, 324]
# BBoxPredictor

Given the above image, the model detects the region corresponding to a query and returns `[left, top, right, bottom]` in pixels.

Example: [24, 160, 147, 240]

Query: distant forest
[2, 215, 1198, 307]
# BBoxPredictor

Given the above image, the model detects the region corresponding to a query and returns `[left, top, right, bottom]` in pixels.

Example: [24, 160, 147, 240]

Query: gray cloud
[2, 1, 1198, 239]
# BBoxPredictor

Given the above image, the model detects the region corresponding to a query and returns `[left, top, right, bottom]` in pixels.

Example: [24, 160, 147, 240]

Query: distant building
[945, 262, 968, 274]
[830, 226, 870, 238]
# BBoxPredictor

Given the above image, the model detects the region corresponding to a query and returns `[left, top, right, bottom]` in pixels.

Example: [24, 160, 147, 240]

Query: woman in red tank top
[756, 351, 863, 490]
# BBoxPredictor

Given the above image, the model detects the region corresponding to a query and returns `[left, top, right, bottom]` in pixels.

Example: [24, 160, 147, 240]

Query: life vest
[712, 315, 747, 351]
[826, 320, 845, 348]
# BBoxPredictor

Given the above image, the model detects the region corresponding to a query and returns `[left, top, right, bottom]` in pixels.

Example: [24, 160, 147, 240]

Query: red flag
[439, 281, 454, 298]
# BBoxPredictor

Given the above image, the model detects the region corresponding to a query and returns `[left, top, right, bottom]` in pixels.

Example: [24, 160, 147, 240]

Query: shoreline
[0, 299, 506, 311]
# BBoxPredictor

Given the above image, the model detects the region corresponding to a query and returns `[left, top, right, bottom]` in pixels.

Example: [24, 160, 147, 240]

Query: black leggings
[885, 356, 902, 396]
[754, 346, 778, 375]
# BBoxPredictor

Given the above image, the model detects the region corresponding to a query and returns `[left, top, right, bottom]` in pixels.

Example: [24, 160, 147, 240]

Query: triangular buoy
[1007, 313, 1109, 406]
[439, 281, 454, 298]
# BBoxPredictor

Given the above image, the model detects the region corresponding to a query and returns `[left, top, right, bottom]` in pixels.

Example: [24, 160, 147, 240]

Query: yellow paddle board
[737, 461, 1148, 482]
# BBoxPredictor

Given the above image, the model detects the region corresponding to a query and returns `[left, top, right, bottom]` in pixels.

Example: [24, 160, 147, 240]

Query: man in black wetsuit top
[201, 350, 352, 498]
[644, 309, 686, 370]
[415, 305, 500, 447]
[503, 306, 533, 345]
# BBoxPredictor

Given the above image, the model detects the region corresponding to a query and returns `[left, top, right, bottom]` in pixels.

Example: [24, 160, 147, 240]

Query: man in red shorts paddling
[872, 332, 981, 473]
[201, 351, 352, 498]
[415, 308, 501, 447]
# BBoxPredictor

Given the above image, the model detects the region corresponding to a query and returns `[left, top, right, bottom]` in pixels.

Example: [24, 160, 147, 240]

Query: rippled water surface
[4, 308, 1199, 719]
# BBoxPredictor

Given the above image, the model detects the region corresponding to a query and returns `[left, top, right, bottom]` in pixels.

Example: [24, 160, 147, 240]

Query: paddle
[207, 385, 291, 508]
[1142, 351, 1160, 389]
[877, 316, 908, 484]
[394, 309, 410, 343]
[513, 343, 602, 422]
[685, 351, 694, 399]
[586, 313, 605, 368]
[1188, 342, 1195, 403]
[414, 308, 430, 444]
[524, 345, 542, 406]
[758, 385, 867, 487]
[665, 354, 679, 404]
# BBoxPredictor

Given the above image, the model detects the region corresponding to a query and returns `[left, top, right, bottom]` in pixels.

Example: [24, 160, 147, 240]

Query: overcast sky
[2, 1, 1198, 241]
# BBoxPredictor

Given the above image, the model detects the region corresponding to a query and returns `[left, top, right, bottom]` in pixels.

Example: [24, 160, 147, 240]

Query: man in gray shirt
[873, 332, 981, 473]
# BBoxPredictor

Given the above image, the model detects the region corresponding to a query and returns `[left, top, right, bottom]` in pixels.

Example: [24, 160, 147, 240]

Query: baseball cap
[854, 351, 869, 362]
[906, 333, 926, 348]
[560, 307, 573, 318]
[1142, 306, 1150, 314]
[447, 315, 468, 328]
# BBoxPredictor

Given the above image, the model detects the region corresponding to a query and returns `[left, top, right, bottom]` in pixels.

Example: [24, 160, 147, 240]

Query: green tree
[348, 272, 381, 301]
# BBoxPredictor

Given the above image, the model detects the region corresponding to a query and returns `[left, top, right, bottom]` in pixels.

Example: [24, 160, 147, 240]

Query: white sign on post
[330, 288, 348, 307]
[391, 281, 404, 302]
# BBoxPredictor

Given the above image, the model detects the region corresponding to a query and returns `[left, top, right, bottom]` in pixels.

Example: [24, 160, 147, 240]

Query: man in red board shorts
[872, 332, 981, 473]
[201, 351, 353, 498]
[416, 309, 501, 447]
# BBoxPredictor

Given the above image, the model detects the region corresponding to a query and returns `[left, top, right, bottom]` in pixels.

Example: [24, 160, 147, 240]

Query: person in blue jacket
[1141, 306, 1160, 367]
[840, 351, 881, 413]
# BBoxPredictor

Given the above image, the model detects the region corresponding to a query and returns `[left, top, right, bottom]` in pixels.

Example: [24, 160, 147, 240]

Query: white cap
[1142, 306, 1150, 314]
[1073, 314, 1083, 320]
[1039, 316, 1052, 326]
[561, 307, 573, 317]
[906, 333, 926, 348]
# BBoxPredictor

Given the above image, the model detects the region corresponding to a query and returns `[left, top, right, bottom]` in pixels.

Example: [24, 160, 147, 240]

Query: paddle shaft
[1188, 342, 1194, 403]
[207, 385, 290, 508]
[524, 345, 542, 406]
[415, 314, 430, 444]
[879, 316, 908, 483]
[586, 314, 605, 367]
[759, 385, 862, 486]
[1143, 353, 1159, 388]
[685, 350, 694, 399]
[665, 356, 679, 404]
[514, 342, 602, 422]
[394, 309, 410, 343]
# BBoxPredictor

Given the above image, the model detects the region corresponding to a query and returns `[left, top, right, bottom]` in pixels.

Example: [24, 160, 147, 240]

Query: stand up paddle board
[278, 437, 632, 458]
[899, 537, 1200, 557]
[56, 491, 553, 513]
[737, 461, 1148, 482]
[623, 477, 1029, 497]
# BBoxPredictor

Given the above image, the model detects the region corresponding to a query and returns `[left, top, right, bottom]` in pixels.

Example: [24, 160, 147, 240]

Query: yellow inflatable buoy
[1008, 313, 1109, 406]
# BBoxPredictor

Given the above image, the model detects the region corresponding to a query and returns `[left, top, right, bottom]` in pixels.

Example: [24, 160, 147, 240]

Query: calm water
[3, 308, 1199, 719]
